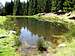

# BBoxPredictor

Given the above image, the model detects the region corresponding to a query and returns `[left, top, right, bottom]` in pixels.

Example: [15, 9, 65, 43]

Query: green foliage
[0, 29, 19, 56]
[45, 0, 52, 12]
[55, 40, 75, 56]
[5, 0, 14, 15]
[1, 0, 75, 16]
[0, 16, 19, 56]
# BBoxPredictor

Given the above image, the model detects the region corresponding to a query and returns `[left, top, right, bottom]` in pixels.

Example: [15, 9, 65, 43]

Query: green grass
[0, 16, 19, 56]
[54, 40, 75, 56]
[0, 16, 8, 24]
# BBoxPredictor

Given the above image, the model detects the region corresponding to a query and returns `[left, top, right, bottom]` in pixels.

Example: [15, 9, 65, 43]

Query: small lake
[6, 17, 69, 56]
[14, 18, 68, 48]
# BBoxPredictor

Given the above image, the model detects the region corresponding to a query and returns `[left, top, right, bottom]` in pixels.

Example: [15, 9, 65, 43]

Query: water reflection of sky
[20, 27, 39, 46]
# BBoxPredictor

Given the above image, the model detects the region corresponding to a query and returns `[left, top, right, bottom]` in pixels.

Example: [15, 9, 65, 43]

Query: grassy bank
[37, 13, 75, 56]
[0, 16, 20, 56]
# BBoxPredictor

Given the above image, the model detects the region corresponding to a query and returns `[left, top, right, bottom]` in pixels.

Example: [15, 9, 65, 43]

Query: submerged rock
[9, 30, 16, 34]
[57, 43, 66, 48]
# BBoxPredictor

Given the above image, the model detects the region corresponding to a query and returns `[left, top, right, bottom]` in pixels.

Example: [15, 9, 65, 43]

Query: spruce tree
[45, 0, 52, 13]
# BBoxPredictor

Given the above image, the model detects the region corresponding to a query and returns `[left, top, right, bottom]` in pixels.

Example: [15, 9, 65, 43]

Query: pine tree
[16, 0, 23, 15]
[13, 0, 17, 15]
[56, 0, 65, 11]
[45, 0, 52, 13]
[33, 0, 38, 14]
[26, 0, 29, 15]
[22, 1, 26, 15]
[10, 0, 14, 15]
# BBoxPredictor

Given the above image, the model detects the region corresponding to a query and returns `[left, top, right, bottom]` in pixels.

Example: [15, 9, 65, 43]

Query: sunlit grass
[0, 29, 19, 56]
[54, 40, 75, 56]
[0, 16, 19, 56]
[0, 16, 8, 24]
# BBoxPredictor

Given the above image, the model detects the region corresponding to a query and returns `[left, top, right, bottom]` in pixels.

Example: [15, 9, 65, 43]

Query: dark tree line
[0, 0, 75, 16]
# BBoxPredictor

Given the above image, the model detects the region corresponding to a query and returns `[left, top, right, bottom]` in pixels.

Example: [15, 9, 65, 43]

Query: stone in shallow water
[9, 30, 16, 34]
[57, 43, 66, 48]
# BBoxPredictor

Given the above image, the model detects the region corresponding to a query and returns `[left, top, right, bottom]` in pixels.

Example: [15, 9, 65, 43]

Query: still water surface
[15, 18, 68, 48]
